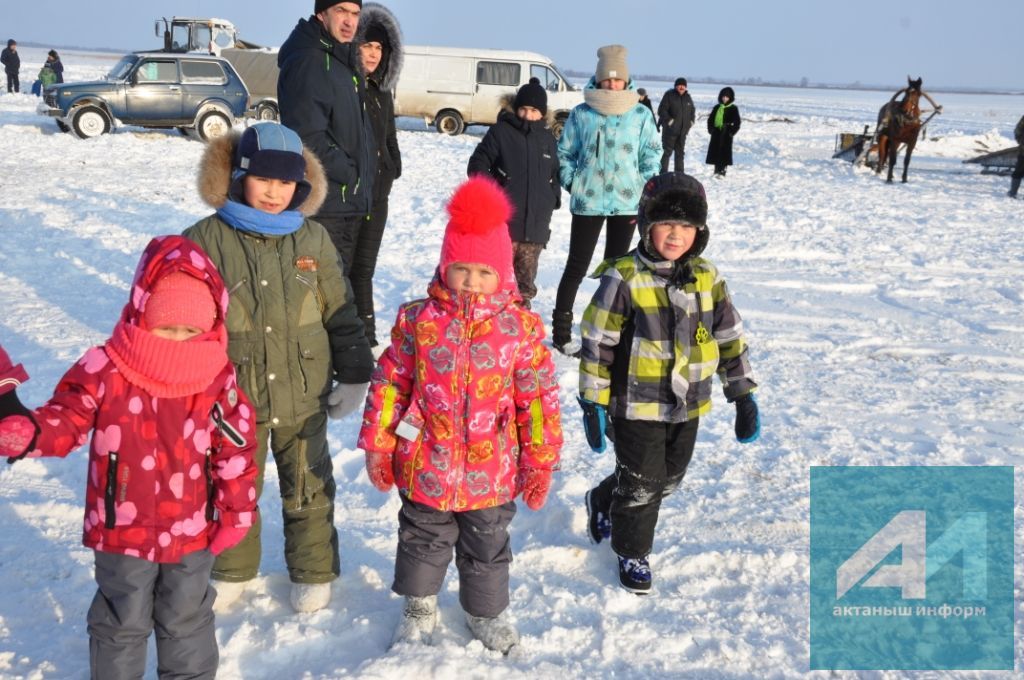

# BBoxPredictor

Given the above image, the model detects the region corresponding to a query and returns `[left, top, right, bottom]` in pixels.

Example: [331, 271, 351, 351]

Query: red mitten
[0, 415, 37, 458]
[365, 451, 394, 492]
[208, 524, 249, 556]
[520, 467, 552, 511]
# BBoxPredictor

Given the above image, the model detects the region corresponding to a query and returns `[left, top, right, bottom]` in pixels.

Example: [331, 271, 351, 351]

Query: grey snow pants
[88, 549, 217, 680]
[392, 496, 517, 618]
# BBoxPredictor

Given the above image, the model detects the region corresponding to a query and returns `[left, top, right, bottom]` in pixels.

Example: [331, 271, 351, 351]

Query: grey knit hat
[595, 44, 629, 83]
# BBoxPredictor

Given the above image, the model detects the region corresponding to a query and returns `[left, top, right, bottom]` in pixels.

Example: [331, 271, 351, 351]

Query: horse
[875, 77, 924, 184]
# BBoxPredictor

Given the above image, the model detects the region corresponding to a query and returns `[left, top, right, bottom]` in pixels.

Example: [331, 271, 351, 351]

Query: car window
[181, 60, 227, 85]
[530, 64, 560, 91]
[477, 61, 519, 87]
[135, 60, 179, 83]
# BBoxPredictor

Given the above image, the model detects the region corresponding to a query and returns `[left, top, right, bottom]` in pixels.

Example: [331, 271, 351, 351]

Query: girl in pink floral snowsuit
[358, 176, 562, 653]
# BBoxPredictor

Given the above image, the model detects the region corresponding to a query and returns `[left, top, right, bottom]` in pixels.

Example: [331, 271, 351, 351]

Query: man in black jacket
[1, 39, 20, 93]
[278, 1, 377, 273]
[1010, 114, 1024, 198]
[657, 77, 696, 173]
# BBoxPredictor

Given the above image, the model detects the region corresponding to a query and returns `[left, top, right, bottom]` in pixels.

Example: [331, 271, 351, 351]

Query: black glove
[577, 396, 608, 453]
[734, 394, 760, 443]
[0, 390, 40, 463]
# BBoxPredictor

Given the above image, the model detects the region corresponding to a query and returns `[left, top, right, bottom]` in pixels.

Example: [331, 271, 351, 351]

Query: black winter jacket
[467, 110, 561, 244]
[658, 89, 696, 139]
[1, 48, 19, 75]
[278, 17, 376, 219]
[365, 78, 401, 201]
[706, 88, 741, 167]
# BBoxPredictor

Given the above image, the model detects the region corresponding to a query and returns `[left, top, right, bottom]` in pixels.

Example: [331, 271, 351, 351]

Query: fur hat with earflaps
[197, 122, 327, 216]
[638, 172, 710, 258]
[438, 176, 515, 291]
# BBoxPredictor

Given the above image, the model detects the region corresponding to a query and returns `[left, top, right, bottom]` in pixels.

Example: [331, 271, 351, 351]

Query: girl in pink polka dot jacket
[0, 234, 257, 679]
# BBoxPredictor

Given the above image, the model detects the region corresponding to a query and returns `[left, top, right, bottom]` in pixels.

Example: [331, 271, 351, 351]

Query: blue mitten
[577, 396, 608, 453]
[734, 394, 760, 443]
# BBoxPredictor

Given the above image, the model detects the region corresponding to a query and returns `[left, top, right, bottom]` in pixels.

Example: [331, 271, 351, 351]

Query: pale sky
[4, 0, 1022, 90]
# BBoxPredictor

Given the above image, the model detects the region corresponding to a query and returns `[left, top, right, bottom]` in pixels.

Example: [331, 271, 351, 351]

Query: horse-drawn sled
[962, 146, 1021, 175]
[833, 77, 942, 182]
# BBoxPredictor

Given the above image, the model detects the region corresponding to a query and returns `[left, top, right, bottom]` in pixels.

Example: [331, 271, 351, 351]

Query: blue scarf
[216, 199, 303, 236]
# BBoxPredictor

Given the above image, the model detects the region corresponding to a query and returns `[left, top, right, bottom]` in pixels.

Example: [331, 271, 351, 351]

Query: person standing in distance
[278, 1, 377, 273]
[657, 78, 696, 173]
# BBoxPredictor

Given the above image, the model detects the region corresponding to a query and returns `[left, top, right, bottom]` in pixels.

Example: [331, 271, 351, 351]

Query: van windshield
[550, 64, 576, 91]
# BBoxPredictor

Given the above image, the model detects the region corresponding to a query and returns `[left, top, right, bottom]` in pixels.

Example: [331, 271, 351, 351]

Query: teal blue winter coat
[557, 78, 662, 217]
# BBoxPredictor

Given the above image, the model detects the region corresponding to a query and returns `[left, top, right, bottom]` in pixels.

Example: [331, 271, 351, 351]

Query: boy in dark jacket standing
[1, 39, 19, 93]
[278, 1, 377, 274]
[658, 78, 696, 172]
[467, 78, 561, 307]
[578, 172, 759, 593]
[354, 2, 403, 347]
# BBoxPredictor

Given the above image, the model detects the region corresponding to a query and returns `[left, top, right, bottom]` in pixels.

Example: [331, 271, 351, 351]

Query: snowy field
[0, 47, 1022, 678]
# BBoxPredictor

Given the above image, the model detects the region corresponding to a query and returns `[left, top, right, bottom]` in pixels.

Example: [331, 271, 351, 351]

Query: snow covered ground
[0, 47, 1022, 678]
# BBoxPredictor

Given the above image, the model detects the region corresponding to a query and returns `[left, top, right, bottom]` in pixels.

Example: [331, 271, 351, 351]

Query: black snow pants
[588, 417, 700, 559]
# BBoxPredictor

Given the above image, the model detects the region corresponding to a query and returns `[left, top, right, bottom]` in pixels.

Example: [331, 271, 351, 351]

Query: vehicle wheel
[255, 101, 279, 121]
[70, 105, 110, 139]
[435, 109, 464, 136]
[55, 119, 70, 133]
[196, 110, 232, 142]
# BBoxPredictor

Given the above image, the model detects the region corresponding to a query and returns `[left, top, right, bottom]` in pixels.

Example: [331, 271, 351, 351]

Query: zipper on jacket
[104, 452, 119, 529]
[295, 273, 326, 314]
[205, 447, 216, 521]
[341, 184, 347, 202]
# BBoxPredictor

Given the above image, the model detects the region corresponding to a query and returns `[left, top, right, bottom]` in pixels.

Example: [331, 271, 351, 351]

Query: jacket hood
[718, 86, 736, 103]
[123, 236, 229, 335]
[356, 2, 404, 91]
[279, 15, 361, 75]
[196, 129, 328, 217]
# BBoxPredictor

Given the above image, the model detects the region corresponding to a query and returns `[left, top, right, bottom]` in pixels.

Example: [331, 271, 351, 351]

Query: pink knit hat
[439, 176, 515, 289]
[142, 272, 217, 332]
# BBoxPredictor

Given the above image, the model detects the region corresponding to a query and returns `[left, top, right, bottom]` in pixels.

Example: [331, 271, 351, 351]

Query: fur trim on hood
[356, 2, 404, 91]
[196, 130, 327, 217]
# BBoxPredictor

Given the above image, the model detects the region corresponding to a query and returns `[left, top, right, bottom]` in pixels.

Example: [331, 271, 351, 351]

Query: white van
[394, 45, 583, 137]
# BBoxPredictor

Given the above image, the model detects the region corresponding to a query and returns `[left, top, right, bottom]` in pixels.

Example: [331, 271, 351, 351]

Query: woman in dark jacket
[706, 86, 741, 177]
[354, 3, 403, 347]
[47, 50, 64, 83]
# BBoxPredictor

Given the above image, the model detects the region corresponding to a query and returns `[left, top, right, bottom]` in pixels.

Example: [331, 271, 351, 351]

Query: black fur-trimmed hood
[356, 2, 404, 91]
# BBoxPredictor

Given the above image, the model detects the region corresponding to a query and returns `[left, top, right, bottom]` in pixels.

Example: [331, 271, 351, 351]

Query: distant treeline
[561, 69, 1023, 96]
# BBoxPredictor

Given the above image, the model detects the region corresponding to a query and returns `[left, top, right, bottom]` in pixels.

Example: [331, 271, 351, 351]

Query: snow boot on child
[466, 610, 520, 654]
[618, 556, 652, 594]
[212, 580, 247, 612]
[392, 595, 438, 646]
[290, 582, 332, 613]
[584, 489, 611, 544]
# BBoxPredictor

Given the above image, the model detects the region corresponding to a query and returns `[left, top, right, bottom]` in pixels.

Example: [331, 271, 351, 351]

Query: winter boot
[392, 595, 439, 646]
[465, 611, 520, 654]
[290, 582, 332, 613]
[1010, 176, 1021, 198]
[551, 310, 581, 358]
[617, 556, 652, 594]
[584, 489, 611, 545]
[212, 579, 248, 612]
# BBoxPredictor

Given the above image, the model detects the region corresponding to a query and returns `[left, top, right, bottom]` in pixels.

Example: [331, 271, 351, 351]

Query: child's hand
[365, 451, 394, 492]
[0, 414, 38, 459]
[577, 396, 608, 453]
[207, 523, 249, 556]
[327, 382, 370, 420]
[734, 394, 760, 443]
[519, 467, 552, 510]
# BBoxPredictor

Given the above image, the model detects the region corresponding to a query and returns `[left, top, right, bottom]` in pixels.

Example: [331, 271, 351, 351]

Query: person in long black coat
[353, 2, 403, 347]
[706, 86, 741, 177]
[467, 80, 561, 307]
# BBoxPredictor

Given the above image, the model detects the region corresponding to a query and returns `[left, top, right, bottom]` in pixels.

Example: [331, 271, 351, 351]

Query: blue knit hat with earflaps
[228, 122, 311, 211]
